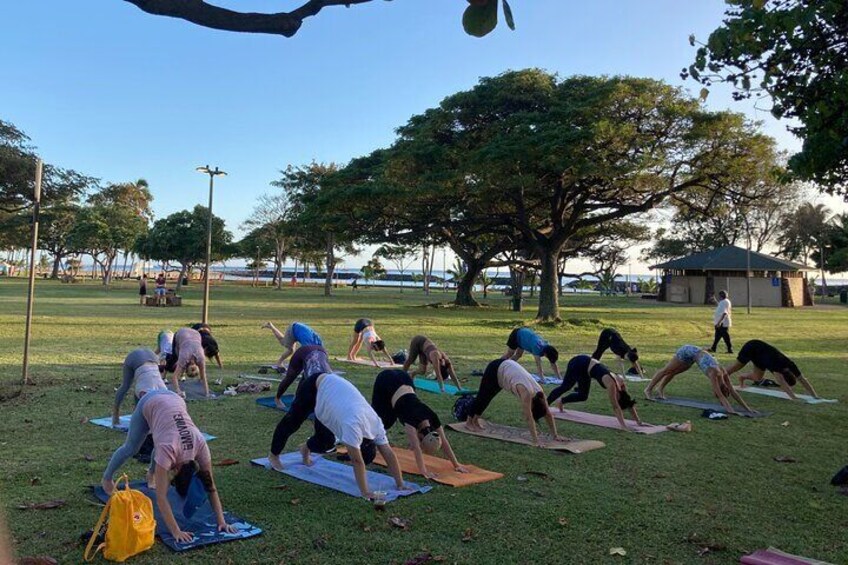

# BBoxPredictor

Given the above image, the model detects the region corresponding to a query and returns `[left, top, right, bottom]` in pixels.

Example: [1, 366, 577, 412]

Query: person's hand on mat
[454, 464, 470, 474]
[422, 470, 438, 480]
[173, 530, 195, 544]
[274, 397, 286, 410]
[101, 477, 115, 495]
[218, 523, 238, 535]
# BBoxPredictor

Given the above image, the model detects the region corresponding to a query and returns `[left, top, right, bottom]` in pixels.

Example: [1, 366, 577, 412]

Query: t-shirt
[516, 328, 548, 356]
[497, 359, 543, 397]
[173, 328, 204, 373]
[284, 322, 323, 348]
[134, 363, 167, 397]
[395, 395, 442, 430]
[143, 392, 211, 470]
[737, 340, 799, 374]
[315, 374, 388, 448]
[714, 298, 732, 327]
[277, 345, 331, 398]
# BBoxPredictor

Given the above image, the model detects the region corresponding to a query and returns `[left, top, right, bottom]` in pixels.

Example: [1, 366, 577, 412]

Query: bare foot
[102, 477, 116, 495]
[299, 444, 313, 466]
[268, 453, 284, 471]
[555, 399, 564, 412]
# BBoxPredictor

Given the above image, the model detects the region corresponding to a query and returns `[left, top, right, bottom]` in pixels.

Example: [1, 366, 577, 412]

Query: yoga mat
[624, 375, 650, 383]
[239, 374, 282, 383]
[741, 547, 834, 565]
[370, 447, 502, 487]
[531, 374, 563, 386]
[251, 452, 431, 502]
[735, 386, 838, 405]
[413, 378, 469, 396]
[257, 364, 285, 374]
[169, 380, 219, 401]
[446, 420, 605, 454]
[651, 397, 771, 418]
[93, 481, 261, 552]
[333, 357, 402, 368]
[552, 409, 668, 435]
[89, 416, 216, 441]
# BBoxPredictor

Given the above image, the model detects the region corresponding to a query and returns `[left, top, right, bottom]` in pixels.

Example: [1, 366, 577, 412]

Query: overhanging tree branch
[122, 0, 374, 36]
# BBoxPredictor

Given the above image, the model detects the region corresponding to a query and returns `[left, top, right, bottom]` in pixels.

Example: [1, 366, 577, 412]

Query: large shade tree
[685, 0, 848, 195]
[379, 70, 777, 321]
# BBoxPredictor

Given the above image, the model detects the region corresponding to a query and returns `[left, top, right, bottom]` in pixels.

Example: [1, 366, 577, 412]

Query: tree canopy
[685, 0, 848, 195]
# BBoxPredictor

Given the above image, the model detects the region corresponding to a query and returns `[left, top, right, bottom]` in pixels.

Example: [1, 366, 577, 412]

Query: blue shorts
[697, 352, 720, 374]
[675, 345, 701, 365]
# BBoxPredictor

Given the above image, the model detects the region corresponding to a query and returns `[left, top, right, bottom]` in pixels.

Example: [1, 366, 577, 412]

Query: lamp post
[196, 165, 226, 325]
[22, 159, 42, 385]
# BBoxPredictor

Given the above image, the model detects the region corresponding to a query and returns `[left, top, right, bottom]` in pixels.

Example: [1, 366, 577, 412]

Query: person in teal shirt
[502, 327, 561, 379]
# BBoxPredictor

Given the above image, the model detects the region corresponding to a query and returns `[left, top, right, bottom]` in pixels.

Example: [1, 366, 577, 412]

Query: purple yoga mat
[552, 410, 668, 435]
[740, 548, 833, 565]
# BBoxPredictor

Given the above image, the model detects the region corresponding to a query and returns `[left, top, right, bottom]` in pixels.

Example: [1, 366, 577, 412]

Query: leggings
[471, 359, 506, 417]
[547, 356, 607, 405]
[711, 326, 732, 352]
[270, 374, 335, 455]
[591, 329, 629, 361]
[103, 389, 169, 480]
[115, 349, 159, 409]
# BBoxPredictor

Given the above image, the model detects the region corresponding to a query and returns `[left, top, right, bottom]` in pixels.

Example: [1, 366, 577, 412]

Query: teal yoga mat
[413, 378, 469, 395]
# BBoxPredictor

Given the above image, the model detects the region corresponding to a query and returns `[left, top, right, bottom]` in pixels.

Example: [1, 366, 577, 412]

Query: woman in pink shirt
[168, 328, 209, 397]
[101, 390, 236, 543]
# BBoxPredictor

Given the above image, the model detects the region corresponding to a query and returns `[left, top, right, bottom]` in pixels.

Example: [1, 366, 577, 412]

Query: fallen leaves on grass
[525, 471, 551, 480]
[774, 455, 797, 463]
[79, 418, 88, 424]
[214, 458, 239, 467]
[289, 498, 301, 506]
[30, 477, 40, 486]
[652, 472, 668, 479]
[609, 547, 627, 556]
[461, 528, 476, 542]
[312, 534, 329, 550]
[83, 454, 94, 462]
[781, 421, 790, 427]
[686, 532, 725, 555]
[558, 517, 568, 527]
[404, 553, 432, 565]
[270, 484, 289, 490]
[389, 516, 410, 530]
[18, 500, 65, 511]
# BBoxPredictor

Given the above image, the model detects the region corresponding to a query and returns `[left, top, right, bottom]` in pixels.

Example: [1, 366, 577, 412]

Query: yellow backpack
[84, 475, 156, 562]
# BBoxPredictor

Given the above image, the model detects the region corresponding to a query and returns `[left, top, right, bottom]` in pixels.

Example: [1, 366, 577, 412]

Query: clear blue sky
[1, 0, 841, 271]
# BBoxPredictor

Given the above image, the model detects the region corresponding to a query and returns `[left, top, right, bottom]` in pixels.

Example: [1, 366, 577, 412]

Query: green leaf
[463, 0, 499, 38]
[688, 34, 695, 46]
[503, 0, 515, 31]
[752, 0, 766, 9]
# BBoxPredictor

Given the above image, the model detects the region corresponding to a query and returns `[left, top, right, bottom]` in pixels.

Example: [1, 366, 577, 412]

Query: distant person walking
[138, 276, 147, 306]
[709, 290, 732, 354]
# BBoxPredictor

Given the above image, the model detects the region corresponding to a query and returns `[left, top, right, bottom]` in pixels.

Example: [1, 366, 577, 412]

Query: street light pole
[196, 165, 226, 325]
[22, 159, 42, 386]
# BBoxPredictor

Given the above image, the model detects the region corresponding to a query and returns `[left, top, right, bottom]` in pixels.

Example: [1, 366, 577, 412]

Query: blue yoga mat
[92, 480, 261, 552]
[251, 453, 431, 503]
[652, 397, 771, 418]
[169, 380, 219, 401]
[255, 396, 314, 420]
[89, 416, 216, 441]
[413, 378, 469, 396]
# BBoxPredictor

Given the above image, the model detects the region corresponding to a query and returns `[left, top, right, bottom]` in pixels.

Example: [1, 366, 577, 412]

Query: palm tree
[778, 203, 832, 295]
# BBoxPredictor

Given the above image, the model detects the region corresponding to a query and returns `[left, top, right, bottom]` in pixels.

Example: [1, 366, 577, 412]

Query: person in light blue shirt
[261, 321, 323, 365]
[502, 327, 561, 380]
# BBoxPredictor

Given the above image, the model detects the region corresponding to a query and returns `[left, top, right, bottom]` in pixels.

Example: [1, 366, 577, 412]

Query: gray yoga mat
[652, 396, 771, 418]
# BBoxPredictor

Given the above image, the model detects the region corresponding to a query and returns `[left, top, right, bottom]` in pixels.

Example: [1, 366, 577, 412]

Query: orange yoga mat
[374, 447, 503, 487]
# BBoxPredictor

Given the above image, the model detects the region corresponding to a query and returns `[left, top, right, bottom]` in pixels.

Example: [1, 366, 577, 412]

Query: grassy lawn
[1, 279, 846, 564]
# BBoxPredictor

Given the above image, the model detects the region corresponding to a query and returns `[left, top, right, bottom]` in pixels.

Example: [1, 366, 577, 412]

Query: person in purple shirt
[502, 327, 561, 379]
[273, 345, 333, 409]
[261, 321, 323, 366]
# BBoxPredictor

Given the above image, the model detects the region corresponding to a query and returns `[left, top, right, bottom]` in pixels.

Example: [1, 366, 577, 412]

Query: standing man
[709, 290, 733, 354]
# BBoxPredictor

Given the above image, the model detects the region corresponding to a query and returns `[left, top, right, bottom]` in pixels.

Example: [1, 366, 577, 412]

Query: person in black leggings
[592, 328, 644, 378]
[548, 354, 647, 431]
[268, 374, 333, 470]
[273, 345, 332, 409]
[371, 369, 467, 479]
[724, 340, 820, 400]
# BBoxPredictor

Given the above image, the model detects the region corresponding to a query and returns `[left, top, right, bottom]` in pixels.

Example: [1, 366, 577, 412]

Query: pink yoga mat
[741, 548, 833, 565]
[552, 409, 668, 435]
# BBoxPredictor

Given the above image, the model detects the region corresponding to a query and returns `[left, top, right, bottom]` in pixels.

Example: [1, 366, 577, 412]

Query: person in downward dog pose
[644, 345, 755, 415]
[272, 344, 332, 410]
[466, 359, 560, 446]
[168, 327, 209, 397]
[112, 348, 168, 426]
[102, 390, 238, 543]
[402, 335, 462, 393]
[371, 369, 468, 479]
[502, 327, 560, 380]
[347, 318, 393, 367]
[725, 339, 820, 400]
[268, 373, 409, 499]
[547, 354, 646, 432]
[592, 328, 644, 378]
[261, 321, 323, 366]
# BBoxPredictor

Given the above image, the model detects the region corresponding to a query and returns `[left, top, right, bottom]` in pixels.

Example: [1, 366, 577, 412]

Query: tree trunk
[454, 260, 483, 307]
[510, 268, 525, 312]
[324, 235, 335, 297]
[175, 264, 188, 293]
[50, 253, 63, 279]
[536, 251, 561, 321]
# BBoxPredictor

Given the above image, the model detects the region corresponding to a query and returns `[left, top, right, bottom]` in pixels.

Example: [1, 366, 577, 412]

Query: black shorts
[139, 286, 147, 296]
[354, 318, 372, 334]
[506, 328, 521, 350]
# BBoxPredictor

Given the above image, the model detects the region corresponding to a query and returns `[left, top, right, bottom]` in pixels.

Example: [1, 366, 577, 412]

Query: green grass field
[1, 279, 846, 564]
